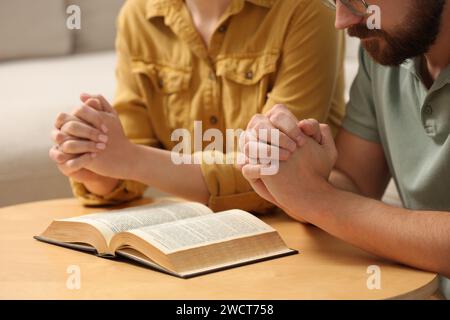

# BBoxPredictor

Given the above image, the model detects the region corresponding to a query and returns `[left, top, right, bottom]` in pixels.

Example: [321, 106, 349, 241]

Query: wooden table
[0, 198, 439, 299]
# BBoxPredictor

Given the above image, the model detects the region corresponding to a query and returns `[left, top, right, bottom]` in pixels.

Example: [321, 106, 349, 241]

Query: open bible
[35, 200, 297, 278]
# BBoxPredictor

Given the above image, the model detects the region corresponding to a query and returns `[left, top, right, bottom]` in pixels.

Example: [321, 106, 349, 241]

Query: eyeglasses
[321, 0, 370, 17]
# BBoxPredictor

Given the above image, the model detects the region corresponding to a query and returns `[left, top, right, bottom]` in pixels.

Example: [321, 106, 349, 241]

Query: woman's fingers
[80, 93, 116, 114]
[51, 129, 73, 145]
[55, 112, 81, 130]
[59, 139, 106, 154]
[80, 94, 103, 112]
[92, 94, 116, 114]
[72, 104, 108, 134]
[60, 120, 107, 143]
[49, 145, 77, 164]
[55, 98, 109, 140]
[55, 106, 108, 138]
[52, 127, 106, 154]
[57, 153, 96, 176]
[50, 143, 98, 177]
[55, 107, 108, 137]
[80, 93, 102, 110]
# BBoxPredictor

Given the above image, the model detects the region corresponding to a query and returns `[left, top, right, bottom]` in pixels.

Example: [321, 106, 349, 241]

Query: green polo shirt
[343, 48, 450, 298]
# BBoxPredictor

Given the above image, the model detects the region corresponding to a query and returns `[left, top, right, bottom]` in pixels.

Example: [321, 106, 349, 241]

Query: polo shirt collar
[400, 57, 421, 78]
[401, 56, 450, 93]
[438, 63, 450, 84]
[432, 63, 450, 91]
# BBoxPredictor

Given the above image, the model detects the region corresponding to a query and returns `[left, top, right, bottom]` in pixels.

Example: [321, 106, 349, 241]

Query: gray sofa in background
[0, 0, 400, 208]
[0, 0, 127, 207]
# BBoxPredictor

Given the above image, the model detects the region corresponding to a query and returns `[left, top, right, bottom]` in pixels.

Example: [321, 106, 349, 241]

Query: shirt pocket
[131, 59, 192, 131]
[216, 51, 279, 123]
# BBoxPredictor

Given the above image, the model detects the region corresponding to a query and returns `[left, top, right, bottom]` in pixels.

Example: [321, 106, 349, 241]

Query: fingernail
[98, 134, 108, 143]
[101, 124, 108, 133]
[96, 143, 106, 150]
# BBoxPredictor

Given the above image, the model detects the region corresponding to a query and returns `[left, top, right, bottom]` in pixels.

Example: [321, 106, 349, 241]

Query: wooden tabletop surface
[0, 198, 439, 299]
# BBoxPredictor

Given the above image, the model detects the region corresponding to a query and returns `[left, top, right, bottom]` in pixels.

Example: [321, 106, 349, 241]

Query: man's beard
[348, 1, 446, 66]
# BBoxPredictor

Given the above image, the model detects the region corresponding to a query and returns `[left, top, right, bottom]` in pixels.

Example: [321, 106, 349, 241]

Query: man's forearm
[329, 169, 361, 194]
[127, 144, 210, 204]
[287, 184, 450, 277]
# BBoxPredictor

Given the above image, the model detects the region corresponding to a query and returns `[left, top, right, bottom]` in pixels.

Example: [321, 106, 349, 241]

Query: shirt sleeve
[70, 6, 161, 206]
[199, 1, 345, 213]
[342, 47, 380, 143]
[197, 151, 276, 213]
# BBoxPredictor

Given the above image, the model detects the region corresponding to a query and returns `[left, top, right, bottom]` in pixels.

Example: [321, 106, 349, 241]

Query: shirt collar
[439, 63, 450, 84]
[145, 0, 179, 20]
[433, 63, 450, 91]
[401, 56, 450, 89]
[145, 0, 275, 20]
[400, 57, 421, 77]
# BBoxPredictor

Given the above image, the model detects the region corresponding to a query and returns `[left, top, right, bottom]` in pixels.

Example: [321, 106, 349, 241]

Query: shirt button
[424, 105, 433, 115]
[209, 116, 218, 125]
[218, 25, 227, 33]
[245, 71, 253, 80]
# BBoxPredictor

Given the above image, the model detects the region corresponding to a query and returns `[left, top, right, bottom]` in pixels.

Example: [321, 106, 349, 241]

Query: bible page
[129, 209, 275, 254]
[60, 201, 212, 244]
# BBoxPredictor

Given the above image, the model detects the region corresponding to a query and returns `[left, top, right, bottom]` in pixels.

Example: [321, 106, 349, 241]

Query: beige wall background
[0, 0, 125, 61]
[0, 0, 128, 207]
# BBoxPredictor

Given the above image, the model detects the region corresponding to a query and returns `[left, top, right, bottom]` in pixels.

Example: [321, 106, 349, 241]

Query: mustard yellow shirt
[71, 0, 345, 212]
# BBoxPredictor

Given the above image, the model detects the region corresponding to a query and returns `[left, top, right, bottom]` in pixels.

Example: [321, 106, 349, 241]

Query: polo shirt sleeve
[343, 47, 381, 143]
